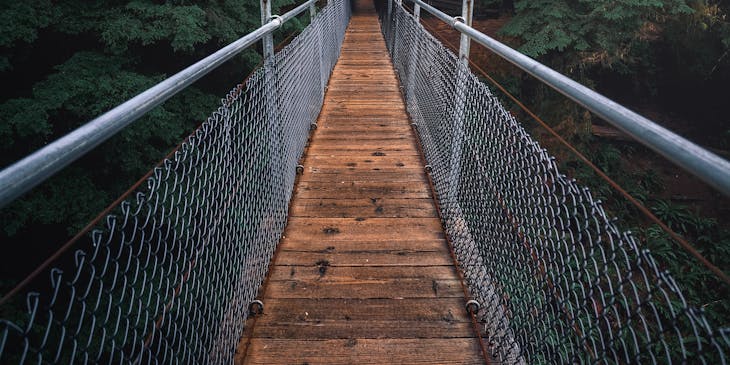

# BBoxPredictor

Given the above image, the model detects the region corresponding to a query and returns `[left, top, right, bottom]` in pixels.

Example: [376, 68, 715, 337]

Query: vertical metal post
[392, 0, 402, 57]
[260, 0, 286, 213]
[259, 0, 275, 119]
[405, 0, 420, 102]
[386, 0, 394, 50]
[309, 0, 317, 20]
[261, 0, 275, 62]
[315, 0, 326, 111]
[447, 0, 474, 218]
[310, 0, 320, 99]
[458, 0, 474, 63]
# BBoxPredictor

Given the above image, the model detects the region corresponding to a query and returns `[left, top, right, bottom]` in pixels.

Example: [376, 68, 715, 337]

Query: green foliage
[0, 1, 57, 71]
[0, 0, 306, 257]
[101, 2, 211, 53]
[651, 199, 694, 231]
[664, 2, 730, 76]
[500, 0, 580, 58]
[0, 50, 220, 236]
[642, 212, 730, 324]
[501, 0, 692, 68]
[0, 168, 109, 236]
[490, 0, 730, 356]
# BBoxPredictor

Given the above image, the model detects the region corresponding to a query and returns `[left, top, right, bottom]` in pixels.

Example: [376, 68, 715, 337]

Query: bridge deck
[237, 1, 483, 363]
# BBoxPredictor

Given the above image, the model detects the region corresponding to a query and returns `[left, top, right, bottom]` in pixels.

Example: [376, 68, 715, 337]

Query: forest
[1, 0, 729, 341]
[0, 0, 306, 290]
[527, 0, 730, 311]
[418, 0, 730, 329]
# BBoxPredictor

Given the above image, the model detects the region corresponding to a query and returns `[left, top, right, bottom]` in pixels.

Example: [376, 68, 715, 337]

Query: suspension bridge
[1, 0, 729, 363]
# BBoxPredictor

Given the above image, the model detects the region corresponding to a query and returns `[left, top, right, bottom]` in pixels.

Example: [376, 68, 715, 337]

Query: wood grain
[236, 0, 484, 363]
[244, 339, 484, 364]
[289, 198, 438, 217]
[267, 265, 458, 281]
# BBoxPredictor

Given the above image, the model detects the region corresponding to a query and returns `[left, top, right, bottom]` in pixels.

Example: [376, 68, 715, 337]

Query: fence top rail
[0, 0, 318, 209]
[407, 0, 730, 197]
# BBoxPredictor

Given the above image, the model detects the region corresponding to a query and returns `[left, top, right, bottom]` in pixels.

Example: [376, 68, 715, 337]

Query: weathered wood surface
[237, 0, 483, 363]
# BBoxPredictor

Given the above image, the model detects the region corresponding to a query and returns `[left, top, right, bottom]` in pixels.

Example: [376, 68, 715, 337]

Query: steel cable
[380, 3, 730, 363]
[0, 1, 351, 363]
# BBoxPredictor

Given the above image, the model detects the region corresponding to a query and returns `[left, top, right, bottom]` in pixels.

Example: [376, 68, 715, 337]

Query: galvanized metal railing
[0, 0, 327, 209]
[408, 0, 730, 198]
[381, 0, 730, 363]
[3, 0, 730, 363]
[0, 0, 351, 363]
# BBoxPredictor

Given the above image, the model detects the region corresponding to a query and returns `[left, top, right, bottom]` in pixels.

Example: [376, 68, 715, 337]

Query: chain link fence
[381, 3, 730, 364]
[0, 0, 350, 363]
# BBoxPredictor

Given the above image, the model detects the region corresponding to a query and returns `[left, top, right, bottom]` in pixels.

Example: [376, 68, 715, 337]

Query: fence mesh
[381, 3, 730, 364]
[0, 1, 350, 363]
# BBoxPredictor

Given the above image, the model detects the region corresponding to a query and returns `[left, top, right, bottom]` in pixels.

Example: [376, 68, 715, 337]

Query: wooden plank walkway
[237, 0, 484, 363]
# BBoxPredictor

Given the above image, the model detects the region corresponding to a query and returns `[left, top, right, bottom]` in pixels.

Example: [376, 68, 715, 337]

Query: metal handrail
[409, 0, 730, 197]
[0, 0, 317, 208]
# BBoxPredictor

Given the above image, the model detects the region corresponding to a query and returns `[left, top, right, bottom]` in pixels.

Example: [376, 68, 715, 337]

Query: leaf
[0, 1, 56, 47]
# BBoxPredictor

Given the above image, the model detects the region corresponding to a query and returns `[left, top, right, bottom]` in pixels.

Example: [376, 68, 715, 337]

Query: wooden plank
[253, 320, 474, 339]
[300, 169, 426, 181]
[275, 250, 452, 266]
[312, 133, 412, 140]
[320, 111, 408, 118]
[326, 85, 404, 92]
[317, 116, 412, 122]
[282, 218, 444, 241]
[278, 238, 446, 253]
[313, 124, 415, 132]
[305, 153, 421, 161]
[325, 80, 400, 86]
[244, 339, 484, 365]
[306, 148, 420, 156]
[255, 298, 469, 322]
[252, 298, 472, 338]
[264, 279, 464, 299]
[313, 131, 413, 140]
[302, 167, 425, 176]
[323, 99, 405, 105]
[289, 198, 437, 217]
[304, 155, 423, 167]
[294, 181, 432, 199]
[237, 0, 484, 362]
[305, 140, 417, 148]
[325, 91, 401, 96]
[316, 106, 409, 113]
[317, 125, 411, 132]
[267, 265, 458, 282]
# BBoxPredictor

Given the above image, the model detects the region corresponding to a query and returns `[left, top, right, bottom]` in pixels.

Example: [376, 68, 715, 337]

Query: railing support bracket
[249, 300, 265, 316]
[465, 299, 480, 314]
